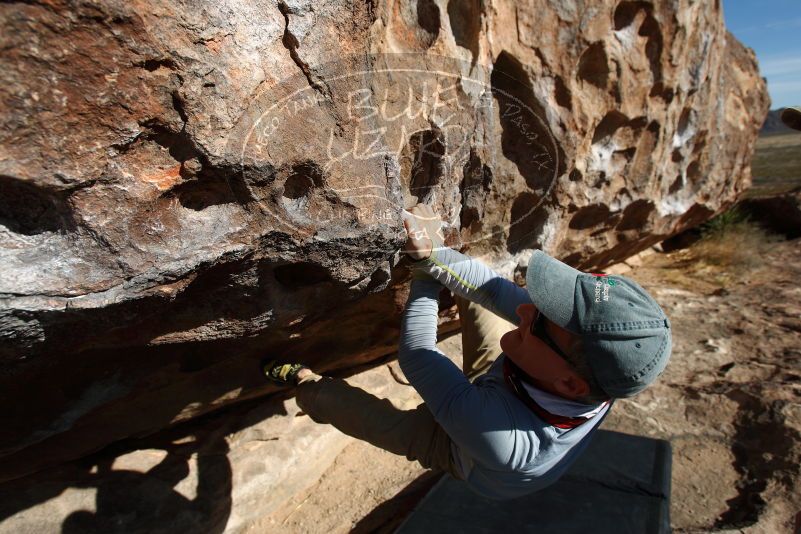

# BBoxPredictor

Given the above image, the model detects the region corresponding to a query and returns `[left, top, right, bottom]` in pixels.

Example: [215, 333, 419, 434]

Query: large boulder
[0, 0, 768, 481]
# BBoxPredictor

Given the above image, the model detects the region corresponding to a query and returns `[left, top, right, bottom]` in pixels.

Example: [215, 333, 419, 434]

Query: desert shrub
[698, 206, 750, 238]
[692, 207, 778, 271]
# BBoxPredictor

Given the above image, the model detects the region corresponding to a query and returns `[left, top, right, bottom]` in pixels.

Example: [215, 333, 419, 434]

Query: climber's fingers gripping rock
[401, 203, 445, 261]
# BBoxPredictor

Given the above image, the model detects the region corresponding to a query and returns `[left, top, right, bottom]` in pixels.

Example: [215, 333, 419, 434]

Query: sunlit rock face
[0, 0, 767, 480]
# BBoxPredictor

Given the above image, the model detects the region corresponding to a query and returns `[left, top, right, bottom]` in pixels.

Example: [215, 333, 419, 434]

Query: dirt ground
[258, 232, 801, 533]
[249, 350, 458, 534]
[604, 234, 801, 533]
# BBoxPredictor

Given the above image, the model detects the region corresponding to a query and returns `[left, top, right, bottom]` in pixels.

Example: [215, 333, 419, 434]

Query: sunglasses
[529, 310, 571, 362]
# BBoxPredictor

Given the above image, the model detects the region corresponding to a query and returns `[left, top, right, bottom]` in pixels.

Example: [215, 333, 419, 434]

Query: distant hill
[760, 108, 796, 136]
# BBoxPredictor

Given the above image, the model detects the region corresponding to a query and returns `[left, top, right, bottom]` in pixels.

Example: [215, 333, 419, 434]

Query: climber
[262, 203, 672, 499]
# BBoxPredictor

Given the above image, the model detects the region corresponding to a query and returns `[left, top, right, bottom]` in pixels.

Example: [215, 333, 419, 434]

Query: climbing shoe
[261, 359, 306, 385]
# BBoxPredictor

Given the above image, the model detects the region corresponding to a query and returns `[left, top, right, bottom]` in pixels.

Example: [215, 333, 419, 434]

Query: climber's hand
[402, 204, 445, 261]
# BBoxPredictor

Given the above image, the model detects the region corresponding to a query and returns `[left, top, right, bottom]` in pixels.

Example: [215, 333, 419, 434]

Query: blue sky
[723, 0, 801, 109]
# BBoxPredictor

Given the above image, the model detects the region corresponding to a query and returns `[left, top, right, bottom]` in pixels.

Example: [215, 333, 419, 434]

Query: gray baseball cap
[781, 106, 801, 131]
[526, 250, 671, 398]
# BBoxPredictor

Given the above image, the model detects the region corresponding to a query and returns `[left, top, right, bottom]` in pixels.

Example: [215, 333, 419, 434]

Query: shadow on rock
[0, 428, 232, 534]
[60, 436, 232, 534]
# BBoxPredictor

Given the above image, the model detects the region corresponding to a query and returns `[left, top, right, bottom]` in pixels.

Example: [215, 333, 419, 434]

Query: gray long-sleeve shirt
[398, 247, 611, 500]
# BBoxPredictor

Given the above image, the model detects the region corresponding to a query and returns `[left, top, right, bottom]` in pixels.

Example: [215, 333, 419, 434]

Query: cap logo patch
[590, 273, 616, 303]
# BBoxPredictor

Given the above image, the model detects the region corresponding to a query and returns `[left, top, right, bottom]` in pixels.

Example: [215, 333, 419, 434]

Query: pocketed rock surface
[0, 0, 769, 482]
